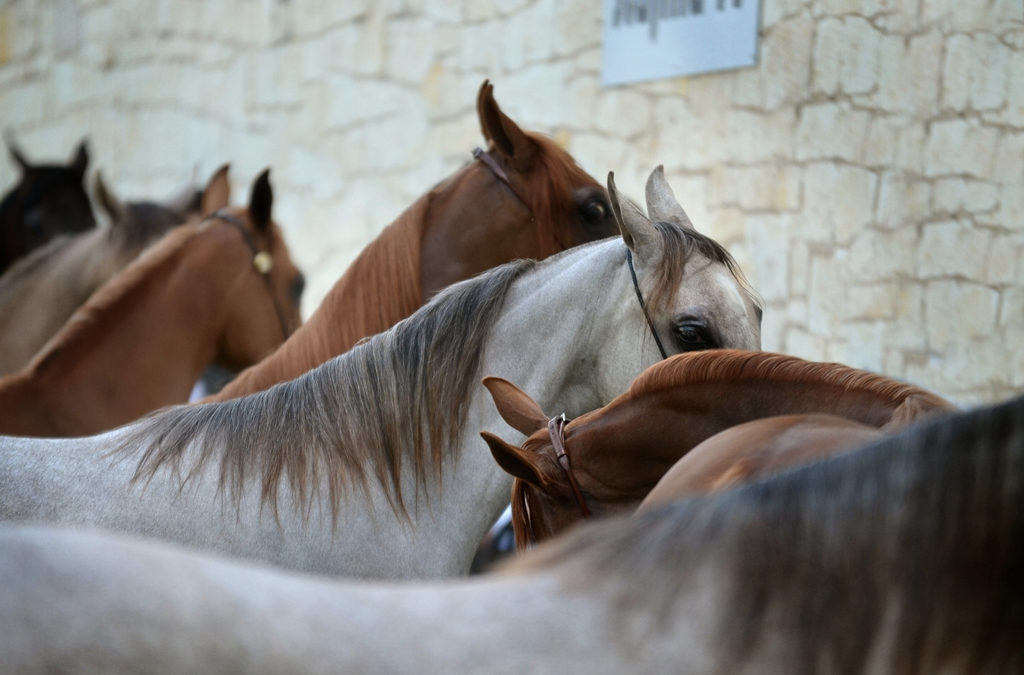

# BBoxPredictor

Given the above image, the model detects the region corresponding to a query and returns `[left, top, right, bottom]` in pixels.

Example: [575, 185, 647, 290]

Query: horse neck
[0, 230, 129, 375]
[5, 525, 712, 673]
[9, 227, 252, 435]
[209, 197, 426, 402]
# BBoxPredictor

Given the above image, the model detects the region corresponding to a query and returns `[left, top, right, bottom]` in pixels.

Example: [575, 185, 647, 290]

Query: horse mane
[626, 350, 954, 420]
[26, 224, 203, 376]
[118, 258, 535, 520]
[508, 395, 1024, 672]
[213, 194, 426, 399]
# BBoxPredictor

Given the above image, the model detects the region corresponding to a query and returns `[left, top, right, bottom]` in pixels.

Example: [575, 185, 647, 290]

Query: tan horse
[637, 413, 885, 510]
[207, 80, 620, 401]
[482, 350, 956, 548]
[0, 393, 1019, 673]
[0, 165, 230, 375]
[0, 170, 303, 437]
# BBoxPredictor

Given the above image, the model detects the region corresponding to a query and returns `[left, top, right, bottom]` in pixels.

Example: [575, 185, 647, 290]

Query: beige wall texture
[0, 0, 1021, 406]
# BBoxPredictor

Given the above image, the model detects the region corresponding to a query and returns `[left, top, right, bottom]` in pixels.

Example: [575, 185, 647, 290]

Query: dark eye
[290, 273, 306, 303]
[674, 321, 715, 351]
[580, 199, 608, 225]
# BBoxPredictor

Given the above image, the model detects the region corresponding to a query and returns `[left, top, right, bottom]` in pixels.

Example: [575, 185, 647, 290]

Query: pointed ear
[93, 172, 124, 226]
[70, 139, 89, 176]
[481, 431, 545, 486]
[645, 165, 694, 230]
[7, 137, 29, 171]
[476, 80, 537, 170]
[248, 168, 272, 232]
[608, 171, 659, 258]
[200, 164, 231, 216]
[482, 376, 549, 436]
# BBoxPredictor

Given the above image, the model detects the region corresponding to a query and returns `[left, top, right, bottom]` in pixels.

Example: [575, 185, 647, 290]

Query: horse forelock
[117, 258, 536, 521]
[626, 350, 953, 416]
[646, 221, 761, 319]
[505, 395, 1024, 672]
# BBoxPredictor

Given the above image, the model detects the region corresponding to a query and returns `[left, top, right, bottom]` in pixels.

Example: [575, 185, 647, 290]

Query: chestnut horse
[207, 80, 619, 402]
[0, 170, 303, 437]
[0, 166, 230, 375]
[637, 413, 885, 510]
[0, 168, 761, 578]
[0, 138, 96, 274]
[482, 350, 956, 548]
[0, 393, 1019, 672]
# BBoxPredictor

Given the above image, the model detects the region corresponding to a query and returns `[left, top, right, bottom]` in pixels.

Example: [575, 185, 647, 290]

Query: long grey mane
[509, 394, 1024, 672]
[119, 258, 536, 519]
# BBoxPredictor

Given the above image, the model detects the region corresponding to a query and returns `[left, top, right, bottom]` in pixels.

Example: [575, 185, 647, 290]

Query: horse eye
[290, 273, 306, 302]
[674, 322, 714, 351]
[580, 199, 607, 224]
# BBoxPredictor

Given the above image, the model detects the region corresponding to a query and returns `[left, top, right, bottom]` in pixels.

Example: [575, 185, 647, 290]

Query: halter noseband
[205, 209, 291, 341]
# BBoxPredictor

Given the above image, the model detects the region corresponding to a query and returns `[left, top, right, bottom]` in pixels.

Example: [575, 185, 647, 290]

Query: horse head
[0, 138, 96, 272]
[417, 80, 620, 301]
[207, 169, 305, 370]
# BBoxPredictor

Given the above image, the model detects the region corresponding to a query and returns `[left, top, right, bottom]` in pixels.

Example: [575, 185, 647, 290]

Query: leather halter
[472, 147, 534, 218]
[548, 413, 591, 518]
[205, 209, 291, 341]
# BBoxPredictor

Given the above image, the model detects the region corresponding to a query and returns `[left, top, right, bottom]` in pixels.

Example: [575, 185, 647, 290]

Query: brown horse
[0, 138, 96, 274]
[207, 80, 619, 402]
[482, 350, 956, 548]
[0, 170, 303, 437]
[0, 166, 230, 375]
[636, 413, 885, 511]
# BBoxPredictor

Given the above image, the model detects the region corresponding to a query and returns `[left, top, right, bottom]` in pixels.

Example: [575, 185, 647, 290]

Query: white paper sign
[603, 0, 761, 85]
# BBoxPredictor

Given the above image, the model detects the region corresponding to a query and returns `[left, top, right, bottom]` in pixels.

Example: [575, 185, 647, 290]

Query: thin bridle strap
[626, 248, 670, 360]
[548, 413, 591, 518]
[205, 209, 291, 341]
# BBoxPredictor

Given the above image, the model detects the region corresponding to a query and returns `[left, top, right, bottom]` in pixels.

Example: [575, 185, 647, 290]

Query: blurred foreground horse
[0, 392, 1018, 673]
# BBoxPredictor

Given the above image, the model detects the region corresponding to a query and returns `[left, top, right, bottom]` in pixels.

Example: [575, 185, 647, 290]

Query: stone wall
[1, 0, 1021, 405]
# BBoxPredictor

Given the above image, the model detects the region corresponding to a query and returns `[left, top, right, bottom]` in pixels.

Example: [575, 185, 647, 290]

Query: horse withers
[0, 167, 760, 578]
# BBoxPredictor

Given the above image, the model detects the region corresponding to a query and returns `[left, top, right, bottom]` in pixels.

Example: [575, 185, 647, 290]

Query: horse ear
[248, 168, 273, 232]
[645, 165, 694, 230]
[608, 171, 659, 257]
[476, 80, 537, 169]
[200, 164, 231, 216]
[93, 172, 125, 226]
[7, 137, 30, 171]
[482, 376, 548, 436]
[70, 139, 89, 176]
[481, 432, 545, 486]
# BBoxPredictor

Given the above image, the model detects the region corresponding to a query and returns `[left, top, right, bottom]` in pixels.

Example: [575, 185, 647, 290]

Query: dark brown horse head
[0, 138, 96, 273]
[211, 169, 305, 370]
[418, 80, 618, 301]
